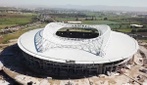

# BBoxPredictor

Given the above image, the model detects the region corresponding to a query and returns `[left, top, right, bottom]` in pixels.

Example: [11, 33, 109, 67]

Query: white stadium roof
[18, 22, 139, 64]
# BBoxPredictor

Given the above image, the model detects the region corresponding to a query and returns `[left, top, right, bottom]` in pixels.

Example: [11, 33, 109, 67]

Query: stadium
[17, 22, 139, 78]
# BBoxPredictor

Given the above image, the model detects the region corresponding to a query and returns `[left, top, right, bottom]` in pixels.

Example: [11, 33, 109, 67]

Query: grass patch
[83, 20, 119, 25]
[55, 17, 76, 21]
[0, 13, 37, 29]
[1, 30, 27, 43]
[114, 28, 132, 33]
[0, 23, 47, 44]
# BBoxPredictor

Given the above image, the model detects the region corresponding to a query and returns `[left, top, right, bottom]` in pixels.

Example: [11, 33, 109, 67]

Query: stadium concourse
[17, 22, 139, 78]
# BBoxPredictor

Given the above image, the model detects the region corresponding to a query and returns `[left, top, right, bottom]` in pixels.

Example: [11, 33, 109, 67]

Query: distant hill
[52, 5, 147, 12]
[0, 7, 17, 10]
[0, 4, 147, 12]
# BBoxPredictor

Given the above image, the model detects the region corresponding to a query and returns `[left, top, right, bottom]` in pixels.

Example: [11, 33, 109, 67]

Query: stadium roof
[18, 22, 139, 64]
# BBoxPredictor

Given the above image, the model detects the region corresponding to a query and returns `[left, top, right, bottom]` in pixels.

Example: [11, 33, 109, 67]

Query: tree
[103, 17, 108, 20]
[75, 17, 79, 21]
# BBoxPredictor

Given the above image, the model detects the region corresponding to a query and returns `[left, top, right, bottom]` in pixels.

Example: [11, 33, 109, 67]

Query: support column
[97, 65, 99, 74]
[110, 64, 113, 72]
[103, 66, 106, 74]
[99, 64, 103, 74]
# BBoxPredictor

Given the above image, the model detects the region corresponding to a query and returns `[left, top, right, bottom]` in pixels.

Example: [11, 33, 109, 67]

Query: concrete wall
[22, 51, 131, 78]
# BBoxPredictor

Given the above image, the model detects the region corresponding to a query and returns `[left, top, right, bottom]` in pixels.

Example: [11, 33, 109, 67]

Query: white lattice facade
[35, 22, 111, 56]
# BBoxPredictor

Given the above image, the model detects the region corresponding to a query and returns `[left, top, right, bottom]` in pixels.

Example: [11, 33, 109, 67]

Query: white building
[18, 22, 139, 78]
[130, 24, 144, 28]
[67, 21, 82, 24]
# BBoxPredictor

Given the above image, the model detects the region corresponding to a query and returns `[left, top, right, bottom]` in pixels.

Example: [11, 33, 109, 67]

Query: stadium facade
[17, 22, 139, 78]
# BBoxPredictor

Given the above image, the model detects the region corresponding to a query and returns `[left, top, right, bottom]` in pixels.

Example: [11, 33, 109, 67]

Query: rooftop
[17, 22, 139, 64]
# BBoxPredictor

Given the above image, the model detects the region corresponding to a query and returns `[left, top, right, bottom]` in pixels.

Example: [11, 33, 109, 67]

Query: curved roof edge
[17, 23, 139, 64]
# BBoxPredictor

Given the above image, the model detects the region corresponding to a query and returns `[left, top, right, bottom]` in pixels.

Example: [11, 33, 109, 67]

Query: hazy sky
[0, 0, 147, 7]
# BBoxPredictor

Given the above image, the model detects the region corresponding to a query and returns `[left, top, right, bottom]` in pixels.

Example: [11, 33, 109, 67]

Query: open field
[54, 12, 147, 34]
[115, 28, 132, 33]
[53, 12, 147, 42]
[0, 12, 43, 44]
[0, 23, 46, 44]
[0, 8, 147, 43]
[0, 13, 37, 29]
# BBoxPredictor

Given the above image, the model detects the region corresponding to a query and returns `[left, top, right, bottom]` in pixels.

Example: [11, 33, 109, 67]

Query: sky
[0, 0, 147, 7]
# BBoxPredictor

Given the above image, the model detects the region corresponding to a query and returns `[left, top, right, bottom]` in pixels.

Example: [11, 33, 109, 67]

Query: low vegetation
[0, 23, 46, 44]
[0, 8, 147, 44]
[0, 13, 37, 29]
